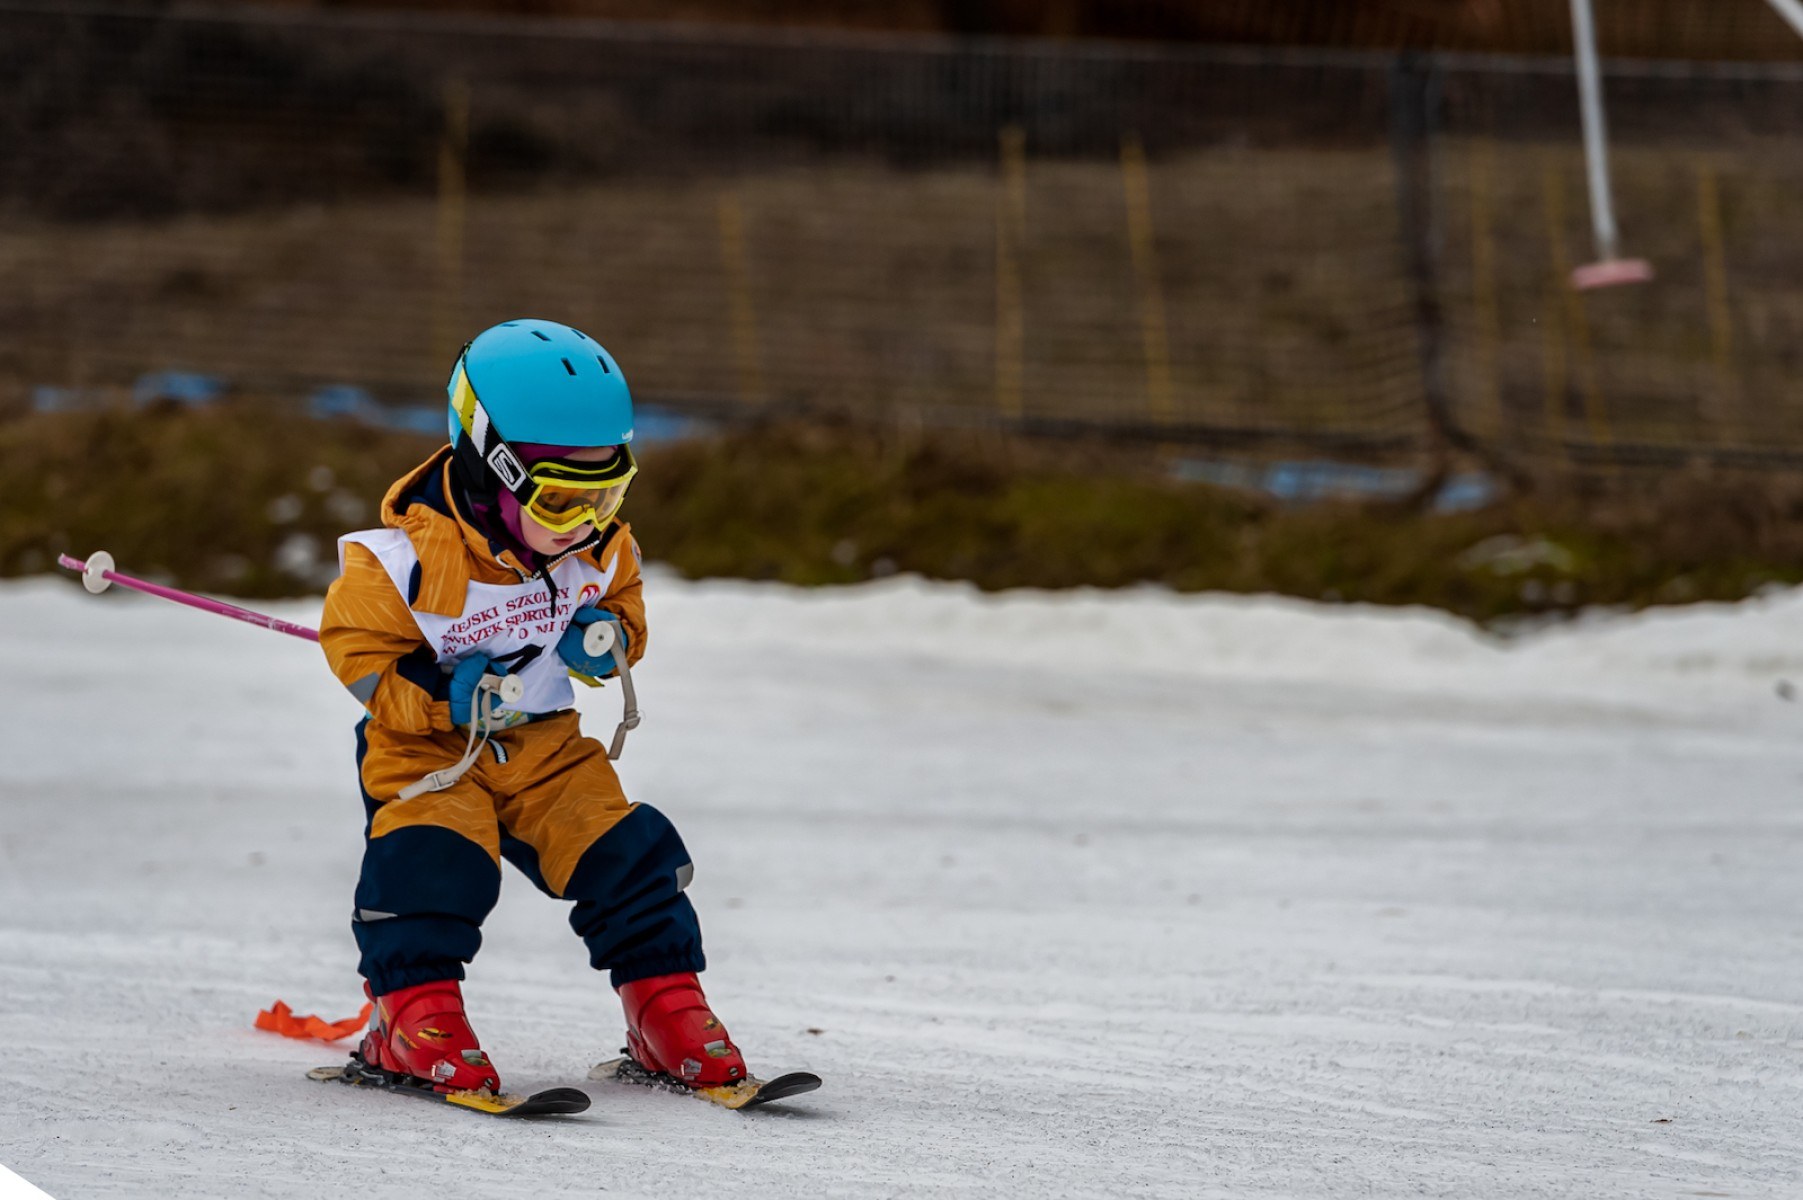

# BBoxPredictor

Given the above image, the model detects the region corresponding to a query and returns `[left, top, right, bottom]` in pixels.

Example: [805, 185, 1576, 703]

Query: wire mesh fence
[5, 4, 1803, 475]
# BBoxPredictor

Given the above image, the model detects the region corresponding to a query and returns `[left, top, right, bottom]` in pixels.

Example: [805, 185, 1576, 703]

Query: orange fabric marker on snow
[255, 1000, 373, 1042]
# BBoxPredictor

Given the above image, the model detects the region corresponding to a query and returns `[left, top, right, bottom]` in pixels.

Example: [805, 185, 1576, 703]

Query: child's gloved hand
[447, 653, 511, 728]
[559, 608, 627, 678]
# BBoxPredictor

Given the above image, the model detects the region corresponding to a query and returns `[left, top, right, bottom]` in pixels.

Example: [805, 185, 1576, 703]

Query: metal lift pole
[1567, 0, 1653, 288]
[1763, 0, 1803, 40]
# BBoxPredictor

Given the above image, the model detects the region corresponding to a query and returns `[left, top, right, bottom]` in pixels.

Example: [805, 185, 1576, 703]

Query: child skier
[319, 318, 744, 1097]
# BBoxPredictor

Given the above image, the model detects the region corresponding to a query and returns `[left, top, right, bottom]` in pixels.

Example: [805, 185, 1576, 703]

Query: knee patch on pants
[562, 804, 706, 987]
[354, 824, 501, 995]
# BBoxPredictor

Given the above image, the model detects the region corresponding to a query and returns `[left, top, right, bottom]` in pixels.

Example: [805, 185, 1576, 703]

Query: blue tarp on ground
[1171, 456, 1498, 513]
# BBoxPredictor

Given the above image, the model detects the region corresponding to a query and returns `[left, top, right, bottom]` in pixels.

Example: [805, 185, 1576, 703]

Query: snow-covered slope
[3, 571, 1802, 1199]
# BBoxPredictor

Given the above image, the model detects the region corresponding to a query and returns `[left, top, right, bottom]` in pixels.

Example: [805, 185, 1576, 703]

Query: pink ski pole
[57, 551, 321, 643]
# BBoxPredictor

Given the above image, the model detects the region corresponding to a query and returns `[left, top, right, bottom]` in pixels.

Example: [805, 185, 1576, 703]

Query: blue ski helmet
[447, 318, 633, 450]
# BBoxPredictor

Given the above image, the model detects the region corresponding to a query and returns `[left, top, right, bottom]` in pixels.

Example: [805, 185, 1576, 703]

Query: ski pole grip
[482, 674, 525, 705]
[582, 617, 617, 660]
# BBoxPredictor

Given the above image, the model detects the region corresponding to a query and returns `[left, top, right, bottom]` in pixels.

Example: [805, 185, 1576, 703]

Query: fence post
[1467, 137, 1505, 442]
[433, 78, 470, 374]
[1119, 132, 1175, 426]
[995, 125, 1027, 423]
[1696, 163, 1739, 439]
[1541, 159, 1613, 467]
[1539, 160, 1571, 458]
[1388, 53, 1459, 466]
[716, 189, 767, 408]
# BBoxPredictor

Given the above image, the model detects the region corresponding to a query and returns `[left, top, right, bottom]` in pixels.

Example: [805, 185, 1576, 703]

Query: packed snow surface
[4, 570, 1803, 1198]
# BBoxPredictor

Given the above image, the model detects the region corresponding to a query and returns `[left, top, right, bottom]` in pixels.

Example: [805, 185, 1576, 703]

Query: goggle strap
[485, 439, 534, 499]
[527, 448, 637, 488]
[453, 365, 530, 501]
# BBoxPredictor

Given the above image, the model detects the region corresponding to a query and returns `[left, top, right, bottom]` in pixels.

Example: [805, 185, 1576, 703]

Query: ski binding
[309, 1052, 591, 1118]
[589, 1053, 821, 1110]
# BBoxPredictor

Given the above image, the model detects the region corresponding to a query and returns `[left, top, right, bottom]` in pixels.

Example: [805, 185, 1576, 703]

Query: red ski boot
[617, 972, 747, 1087]
[359, 980, 501, 1094]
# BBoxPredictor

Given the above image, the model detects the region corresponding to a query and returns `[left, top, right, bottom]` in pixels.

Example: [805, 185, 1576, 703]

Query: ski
[588, 1053, 822, 1111]
[309, 1053, 591, 1118]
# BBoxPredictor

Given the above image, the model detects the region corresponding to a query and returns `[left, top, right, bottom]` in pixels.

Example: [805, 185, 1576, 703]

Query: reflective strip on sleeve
[346, 673, 381, 705]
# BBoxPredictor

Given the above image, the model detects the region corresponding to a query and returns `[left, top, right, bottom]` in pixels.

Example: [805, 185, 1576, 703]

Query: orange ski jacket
[320, 447, 647, 735]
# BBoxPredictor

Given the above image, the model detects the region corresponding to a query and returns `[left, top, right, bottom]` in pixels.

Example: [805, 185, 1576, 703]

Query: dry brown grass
[7, 405, 1802, 624]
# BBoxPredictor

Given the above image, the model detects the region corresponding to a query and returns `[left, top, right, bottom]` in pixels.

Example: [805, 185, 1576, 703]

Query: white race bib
[339, 528, 617, 725]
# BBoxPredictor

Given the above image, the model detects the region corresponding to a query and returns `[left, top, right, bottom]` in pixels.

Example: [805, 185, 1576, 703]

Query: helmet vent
[595, 356, 610, 374]
[531, 330, 551, 341]
[561, 358, 577, 375]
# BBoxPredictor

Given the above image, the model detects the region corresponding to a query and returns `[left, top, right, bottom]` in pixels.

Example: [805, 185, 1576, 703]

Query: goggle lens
[525, 483, 628, 532]
[535, 484, 609, 517]
[518, 449, 636, 533]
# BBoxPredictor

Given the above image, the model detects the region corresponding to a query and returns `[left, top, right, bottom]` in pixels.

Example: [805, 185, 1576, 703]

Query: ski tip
[590, 1053, 822, 1110]
[310, 1057, 592, 1117]
[495, 1086, 592, 1117]
[440, 1085, 592, 1117]
[729, 1072, 823, 1111]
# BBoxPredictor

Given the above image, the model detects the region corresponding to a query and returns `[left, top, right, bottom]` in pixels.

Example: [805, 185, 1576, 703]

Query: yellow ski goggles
[518, 450, 638, 534]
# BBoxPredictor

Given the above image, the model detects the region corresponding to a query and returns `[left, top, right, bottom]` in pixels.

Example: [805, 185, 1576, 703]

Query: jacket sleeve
[319, 542, 455, 735]
[598, 525, 648, 668]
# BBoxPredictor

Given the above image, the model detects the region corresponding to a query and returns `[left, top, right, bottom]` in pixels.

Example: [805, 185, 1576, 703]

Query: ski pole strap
[607, 654, 642, 761]
[396, 675, 520, 801]
[579, 614, 641, 761]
